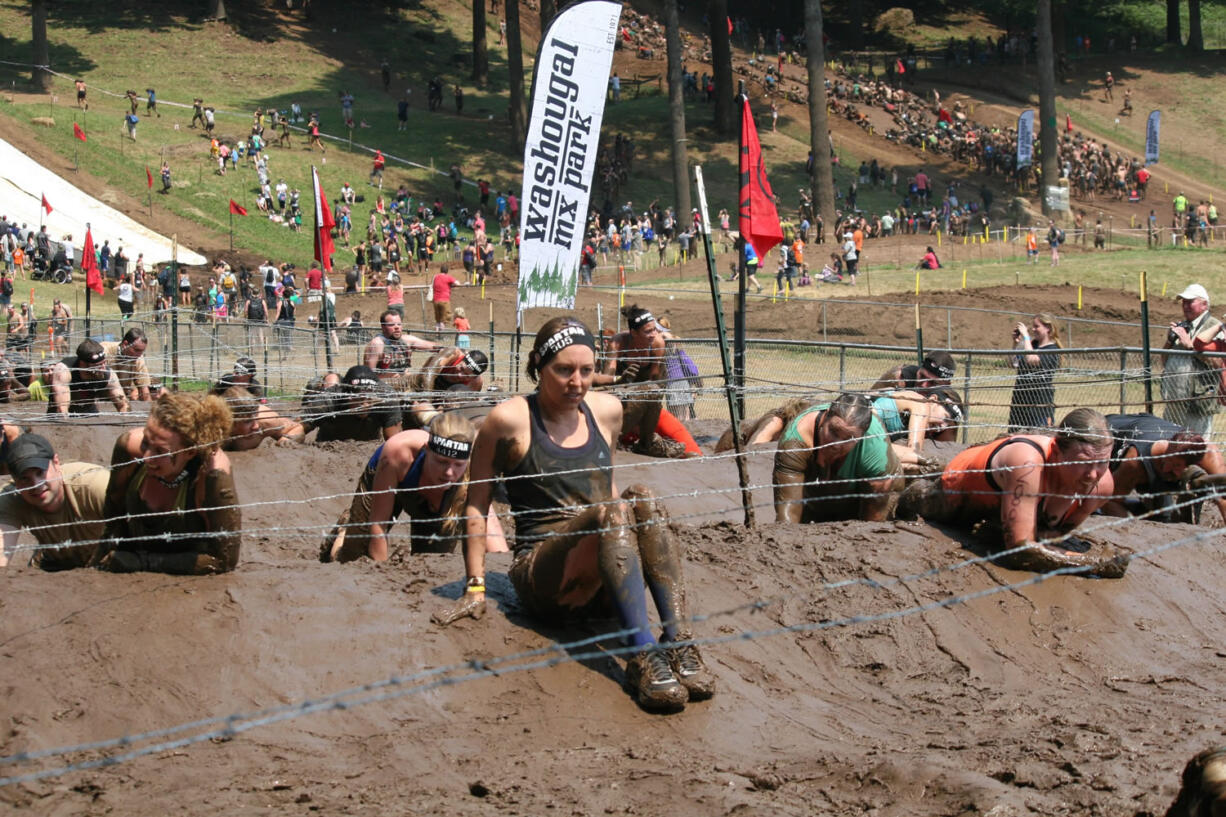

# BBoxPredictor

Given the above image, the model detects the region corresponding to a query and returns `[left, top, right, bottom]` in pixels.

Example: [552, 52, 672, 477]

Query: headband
[629, 311, 655, 331]
[80, 348, 106, 365]
[346, 377, 380, 392]
[461, 351, 484, 374]
[428, 434, 471, 460]
[940, 397, 964, 425]
[536, 325, 596, 366]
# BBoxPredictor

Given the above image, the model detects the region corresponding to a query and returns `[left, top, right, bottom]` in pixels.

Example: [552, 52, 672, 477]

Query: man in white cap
[0, 433, 108, 569]
[1161, 283, 1224, 435]
[842, 231, 859, 286]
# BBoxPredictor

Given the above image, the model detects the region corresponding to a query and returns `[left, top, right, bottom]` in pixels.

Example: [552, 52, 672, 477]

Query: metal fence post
[1119, 347, 1127, 413]
[838, 344, 846, 391]
[962, 352, 972, 443]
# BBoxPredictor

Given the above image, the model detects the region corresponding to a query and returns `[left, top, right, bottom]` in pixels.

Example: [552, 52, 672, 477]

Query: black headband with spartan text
[428, 434, 471, 460]
[536, 325, 597, 367]
[629, 311, 655, 330]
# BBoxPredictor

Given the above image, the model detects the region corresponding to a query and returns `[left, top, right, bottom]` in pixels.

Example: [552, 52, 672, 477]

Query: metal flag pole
[696, 165, 754, 528]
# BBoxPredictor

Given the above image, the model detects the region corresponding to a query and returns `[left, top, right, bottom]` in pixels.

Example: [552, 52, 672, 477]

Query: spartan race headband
[462, 351, 487, 375]
[629, 311, 655, 331]
[537, 325, 597, 366]
[923, 356, 955, 380]
[428, 434, 471, 460]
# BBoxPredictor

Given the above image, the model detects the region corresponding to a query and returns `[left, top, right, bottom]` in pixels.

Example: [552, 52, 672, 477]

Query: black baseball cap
[6, 433, 54, 475]
[342, 365, 380, 392]
[922, 351, 956, 380]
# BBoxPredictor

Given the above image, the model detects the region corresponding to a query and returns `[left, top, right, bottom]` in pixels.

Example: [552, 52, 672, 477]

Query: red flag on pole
[738, 99, 783, 260]
[311, 165, 336, 273]
[146, 167, 153, 189]
[229, 199, 248, 216]
[41, 194, 52, 215]
[727, 16, 733, 35]
[896, 58, 906, 75]
[82, 228, 104, 295]
[73, 122, 87, 142]
[1066, 113, 1073, 132]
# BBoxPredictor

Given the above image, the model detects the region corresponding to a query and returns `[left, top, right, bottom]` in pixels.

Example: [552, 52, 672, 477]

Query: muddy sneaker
[665, 639, 716, 701]
[625, 649, 688, 712]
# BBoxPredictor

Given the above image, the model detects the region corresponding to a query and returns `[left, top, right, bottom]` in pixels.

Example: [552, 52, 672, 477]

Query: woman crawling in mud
[93, 391, 241, 574]
[773, 392, 905, 523]
[319, 413, 506, 562]
[434, 316, 715, 712]
[897, 407, 1129, 577]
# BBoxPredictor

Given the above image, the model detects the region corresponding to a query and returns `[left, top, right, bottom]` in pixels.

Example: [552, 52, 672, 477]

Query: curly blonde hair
[150, 391, 234, 454]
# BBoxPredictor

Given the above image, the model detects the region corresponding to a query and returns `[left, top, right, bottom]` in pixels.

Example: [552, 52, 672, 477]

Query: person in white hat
[1161, 283, 1223, 435]
[841, 231, 858, 285]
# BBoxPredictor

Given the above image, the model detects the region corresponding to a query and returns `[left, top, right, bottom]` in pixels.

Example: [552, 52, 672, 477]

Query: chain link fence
[14, 305, 1226, 442]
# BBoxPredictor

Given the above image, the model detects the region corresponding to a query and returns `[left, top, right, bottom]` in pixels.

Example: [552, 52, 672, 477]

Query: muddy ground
[1, 416, 1223, 816]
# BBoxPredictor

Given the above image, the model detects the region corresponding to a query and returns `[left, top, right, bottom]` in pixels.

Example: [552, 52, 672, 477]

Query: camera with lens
[1169, 319, 1194, 344]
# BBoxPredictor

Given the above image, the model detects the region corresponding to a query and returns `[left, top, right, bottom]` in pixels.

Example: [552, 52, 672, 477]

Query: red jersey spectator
[370, 150, 385, 188]
[431, 265, 463, 330]
[305, 264, 324, 295]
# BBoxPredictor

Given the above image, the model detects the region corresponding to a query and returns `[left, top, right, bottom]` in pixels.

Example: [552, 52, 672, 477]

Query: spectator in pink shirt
[431, 264, 465, 330]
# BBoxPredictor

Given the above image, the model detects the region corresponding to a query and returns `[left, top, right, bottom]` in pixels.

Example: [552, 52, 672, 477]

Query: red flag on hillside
[41, 194, 52, 215]
[1066, 113, 1073, 133]
[311, 165, 335, 273]
[727, 16, 733, 35]
[146, 167, 153, 189]
[896, 58, 906, 75]
[82, 228, 103, 295]
[73, 122, 87, 142]
[738, 98, 783, 260]
[229, 199, 248, 216]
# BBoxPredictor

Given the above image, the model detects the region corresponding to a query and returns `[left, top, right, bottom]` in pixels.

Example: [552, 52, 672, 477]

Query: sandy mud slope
[0, 418, 1222, 815]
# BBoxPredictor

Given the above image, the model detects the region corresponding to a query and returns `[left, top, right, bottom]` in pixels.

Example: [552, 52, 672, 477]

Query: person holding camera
[1008, 313, 1062, 431]
[1162, 284, 1224, 436]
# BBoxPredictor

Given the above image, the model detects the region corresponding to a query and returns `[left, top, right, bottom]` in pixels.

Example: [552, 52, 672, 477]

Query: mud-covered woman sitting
[93, 392, 240, 574]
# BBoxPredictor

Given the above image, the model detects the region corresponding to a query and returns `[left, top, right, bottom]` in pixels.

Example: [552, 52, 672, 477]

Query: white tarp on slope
[0, 136, 207, 266]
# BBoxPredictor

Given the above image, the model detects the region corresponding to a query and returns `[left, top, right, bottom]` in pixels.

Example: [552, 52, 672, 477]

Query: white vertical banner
[1016, 109, 1034, 169]
[516, 0, 623, 315]
[1145, 110, 1161, 166]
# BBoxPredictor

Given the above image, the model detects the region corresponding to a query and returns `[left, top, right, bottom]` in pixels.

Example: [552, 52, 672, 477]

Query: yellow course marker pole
[962, 269, 967, 289]
[1077, 285, 1083, 310]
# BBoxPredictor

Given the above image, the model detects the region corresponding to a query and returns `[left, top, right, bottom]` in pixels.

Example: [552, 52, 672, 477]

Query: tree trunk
[1166, 0, 1181, 45]
[1037, 0, 1059, 218]
[540, 0, 555, 31]
[664, 0, 692, 218]
[1188, 0, 1204, 51]
[31, 0, 50, 92]
[804, 0, 835, 229]
[506, 0, 527, 149]
[848, 0, 864, 50]
[207, 0, 227, 21]
[708, 0, 734, 136]
[472, 0, 489, 86]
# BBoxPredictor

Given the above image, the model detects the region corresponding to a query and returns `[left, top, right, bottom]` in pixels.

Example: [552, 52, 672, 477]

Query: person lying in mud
[403, 347, 489, 429]
[870, 388, 964, 471]
[598, 306, 702, 459]
[720, 389, 961, 468]
[94, 391, 241, 574]
[594, 304, 674, 457]
[320, 414, 506, 562]
[870, 350, 956, 392]
[300, 365, 403, 443]
[1105, 412, 1226, 524]
[220, 387, 305, 451]
[773, 392, 904, 523]
[1164, 745, 1226, 817]
[434, 316, 715, 712]
[209, 356, 265, 401]
[897, 408, 1128, 577]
